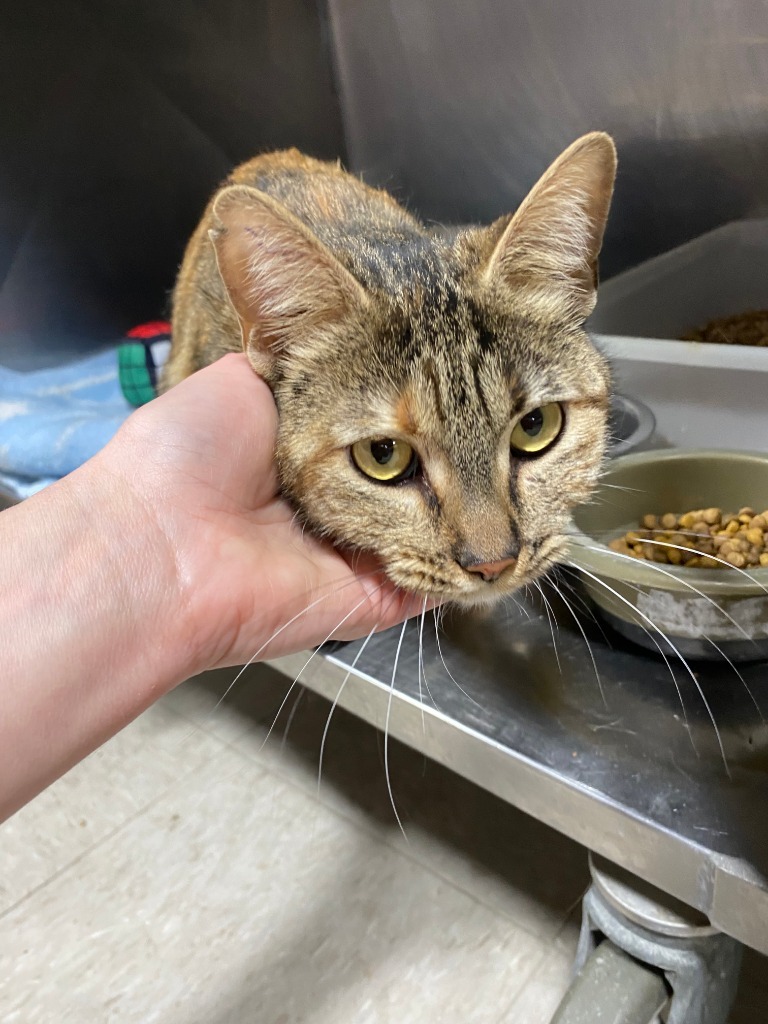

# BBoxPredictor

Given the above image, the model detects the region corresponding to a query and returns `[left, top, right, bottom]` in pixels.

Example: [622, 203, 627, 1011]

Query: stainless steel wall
[5, 0, 768, 359]
[327, 0, 768, 278]
[1, 0, 345, 360]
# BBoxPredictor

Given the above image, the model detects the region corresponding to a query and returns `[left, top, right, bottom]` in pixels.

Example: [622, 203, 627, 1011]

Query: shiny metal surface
[574, 882, 742, 1024]
[600, 608, 768, 664]
[270, 585, 768, 955]
[607, 394, 656, 458]
[0, 0, 345, 364]
[327, 0, 768, 278]
[0, 487, 18, 512]
[589, 853, 716, 938]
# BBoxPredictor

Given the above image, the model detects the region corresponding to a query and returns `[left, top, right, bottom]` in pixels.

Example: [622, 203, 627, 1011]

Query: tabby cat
[164, 133, 617, 606]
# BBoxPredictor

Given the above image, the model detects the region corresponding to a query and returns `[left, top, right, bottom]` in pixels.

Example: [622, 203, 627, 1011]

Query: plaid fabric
[117, 322, 172, 406]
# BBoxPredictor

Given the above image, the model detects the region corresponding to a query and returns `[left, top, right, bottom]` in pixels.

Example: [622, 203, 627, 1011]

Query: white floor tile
[162, 664, 292, 745]
[0, 702, 225, 912]
[4, 663, 765, 1023]
[498, 924, 578, 1023]
[1, 746, 546, 1024]
[189, 665, 590, 939]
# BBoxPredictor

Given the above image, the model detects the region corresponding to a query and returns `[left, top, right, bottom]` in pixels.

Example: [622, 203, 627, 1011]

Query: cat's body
[165, 136, 617, 605]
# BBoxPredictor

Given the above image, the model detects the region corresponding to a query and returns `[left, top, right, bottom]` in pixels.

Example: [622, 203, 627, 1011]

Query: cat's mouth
[384, 534, 568, 606]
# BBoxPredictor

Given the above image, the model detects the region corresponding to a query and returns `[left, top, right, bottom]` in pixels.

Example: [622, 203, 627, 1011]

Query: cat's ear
[209, 184, 368, 375]
[481, 132, 616, 320]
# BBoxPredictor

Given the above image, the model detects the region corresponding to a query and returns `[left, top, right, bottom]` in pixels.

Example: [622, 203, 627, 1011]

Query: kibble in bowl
[609, 507, 768, 570]
[567, 450, 768, 662]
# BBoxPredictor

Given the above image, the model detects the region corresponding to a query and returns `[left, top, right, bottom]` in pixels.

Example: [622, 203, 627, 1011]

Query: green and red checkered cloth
[117, 321, 172, 406]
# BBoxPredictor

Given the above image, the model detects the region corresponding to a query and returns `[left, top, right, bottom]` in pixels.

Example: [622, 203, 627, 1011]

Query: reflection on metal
[327, 0, 768, 277]
[589, 853, 715, 939]
[0, 0, 345, 360]
[270, 584, 768, 955]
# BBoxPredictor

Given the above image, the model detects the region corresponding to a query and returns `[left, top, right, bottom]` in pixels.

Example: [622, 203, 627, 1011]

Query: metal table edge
[268, 648, 768, 956]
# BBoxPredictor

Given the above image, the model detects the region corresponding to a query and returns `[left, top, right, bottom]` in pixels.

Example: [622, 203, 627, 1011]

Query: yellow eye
[351, 438, 418, 482]
[510, 403, 564, 454]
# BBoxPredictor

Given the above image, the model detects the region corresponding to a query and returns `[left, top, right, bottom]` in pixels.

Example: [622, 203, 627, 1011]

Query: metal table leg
[552, 853, 743, 1024]
[551, 940, 668, 1024]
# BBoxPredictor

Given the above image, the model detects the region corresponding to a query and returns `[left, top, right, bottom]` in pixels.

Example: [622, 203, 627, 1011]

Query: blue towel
[0, 349, 133, 499]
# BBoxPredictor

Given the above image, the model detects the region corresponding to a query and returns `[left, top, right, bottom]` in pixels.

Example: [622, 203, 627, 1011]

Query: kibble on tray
[609, 507, 768, 569]
[681, 309, 768, 347]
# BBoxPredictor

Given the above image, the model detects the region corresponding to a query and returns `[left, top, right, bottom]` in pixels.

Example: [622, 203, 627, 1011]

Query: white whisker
[703, 637, 765, 725]
[438, 602, 451, 634]
[385, 618, 410, 842]
[317, 618, 383, 792]
[534, 579, 562, 675]
[599, 482, 644, 494]
[553, 570, 613, 649]
[419, 632, 441, 712]
[417, 598, 428, 732]
[560, 567, 695, 745]
[280, 686, 305, 754]
[259, 586, 382, 751]
[206, 571, 379, 723]
[578, 542, 755, 645]
[571, 563, 729, 775]
[432, 607, 486, 711]
[548, 577, 605, 705]
[626, 538, 768, 596]
[510, 591, 532, 622]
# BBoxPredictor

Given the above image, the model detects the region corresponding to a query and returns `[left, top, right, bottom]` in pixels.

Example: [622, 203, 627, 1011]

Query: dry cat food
[609, 507, 768, 569]
[681, 309, 768, 347]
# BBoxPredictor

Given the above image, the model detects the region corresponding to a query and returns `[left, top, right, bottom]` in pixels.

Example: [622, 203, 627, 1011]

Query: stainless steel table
[270, 583, 768, 1019]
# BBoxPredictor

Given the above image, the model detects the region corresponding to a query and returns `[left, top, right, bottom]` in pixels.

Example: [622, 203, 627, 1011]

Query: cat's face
[272, 284, 609, 606]
[210, 134, 616, 605]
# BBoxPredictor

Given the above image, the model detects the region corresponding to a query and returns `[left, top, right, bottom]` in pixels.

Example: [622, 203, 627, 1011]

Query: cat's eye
[510, 403, 564, 454]
[351, 438, 418, 483]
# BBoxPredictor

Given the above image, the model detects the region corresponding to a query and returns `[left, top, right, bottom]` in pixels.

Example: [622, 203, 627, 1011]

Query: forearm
[0, 354, 417, 821]
[0, 459, 188, 820]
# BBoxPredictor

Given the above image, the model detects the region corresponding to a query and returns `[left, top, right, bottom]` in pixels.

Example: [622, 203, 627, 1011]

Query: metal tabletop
[270, 582, 768, 956]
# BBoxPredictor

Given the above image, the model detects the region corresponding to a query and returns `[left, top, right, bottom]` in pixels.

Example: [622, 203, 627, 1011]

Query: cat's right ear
[480, 132, 617, 322]
[209, 185, 368, 377]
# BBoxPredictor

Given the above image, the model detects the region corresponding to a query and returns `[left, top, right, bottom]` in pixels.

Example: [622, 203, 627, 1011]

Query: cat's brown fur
[165, 135, 617, 605]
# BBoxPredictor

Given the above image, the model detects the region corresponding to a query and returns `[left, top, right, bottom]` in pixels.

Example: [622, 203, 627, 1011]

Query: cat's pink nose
[464, 556, 518, 582]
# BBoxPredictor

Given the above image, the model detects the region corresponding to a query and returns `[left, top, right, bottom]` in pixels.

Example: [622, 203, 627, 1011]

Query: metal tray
[269, 588, 768, 956]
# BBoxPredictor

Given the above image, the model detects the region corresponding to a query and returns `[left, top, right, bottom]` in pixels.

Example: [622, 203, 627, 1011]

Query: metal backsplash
[0, 0, 345, 362]
[5, 0, 768, 361]
[326, 0, 768, 278]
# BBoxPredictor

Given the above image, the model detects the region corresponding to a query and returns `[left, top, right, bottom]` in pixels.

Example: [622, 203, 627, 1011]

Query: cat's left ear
[481, 132, 617, 320]
[209, 184, 368, 378]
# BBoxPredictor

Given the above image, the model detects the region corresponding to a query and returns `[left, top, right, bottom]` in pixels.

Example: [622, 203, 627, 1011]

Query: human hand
[4, 351, 428, 817]
[97, 353, 422, 677]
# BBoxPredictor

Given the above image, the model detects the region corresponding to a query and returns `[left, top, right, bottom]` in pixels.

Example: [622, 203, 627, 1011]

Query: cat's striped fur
[164, 135, 616, 604]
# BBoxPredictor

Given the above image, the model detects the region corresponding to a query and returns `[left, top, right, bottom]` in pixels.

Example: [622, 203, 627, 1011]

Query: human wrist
[0, 458, 193, 818]
[68, 446, 202, 690]
[6, 448, 195, 703]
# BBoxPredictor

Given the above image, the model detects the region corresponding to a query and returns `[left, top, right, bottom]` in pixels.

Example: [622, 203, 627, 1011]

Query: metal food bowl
[567, 449, 768, 661]
[607, 393, 656, 457]
[0, 487, 18, 512]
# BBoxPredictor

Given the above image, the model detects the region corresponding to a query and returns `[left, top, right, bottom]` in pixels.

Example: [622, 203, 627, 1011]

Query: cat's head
[209, 134, 616, 605]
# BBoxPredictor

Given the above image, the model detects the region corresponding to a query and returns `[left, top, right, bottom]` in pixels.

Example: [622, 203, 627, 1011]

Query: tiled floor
[2, 663, 766, 1023]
